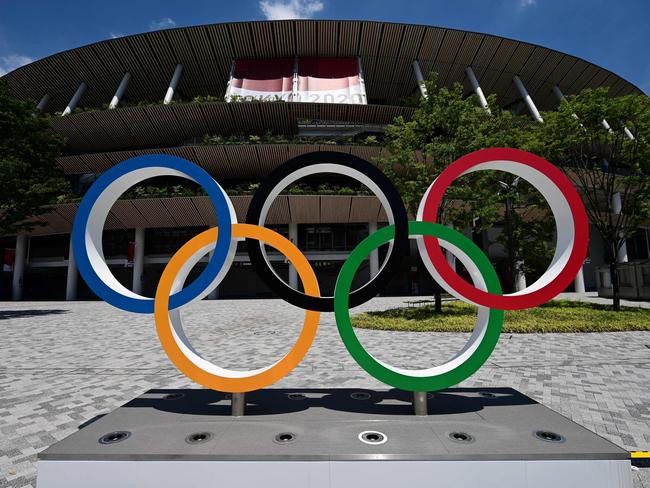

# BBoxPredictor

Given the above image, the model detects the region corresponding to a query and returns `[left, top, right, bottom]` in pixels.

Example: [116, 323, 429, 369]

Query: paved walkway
[558, 291, 650, 309]
[1, 297, 649, 487]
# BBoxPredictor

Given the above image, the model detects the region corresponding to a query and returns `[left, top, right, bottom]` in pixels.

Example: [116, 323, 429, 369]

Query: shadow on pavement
[0, 309, 69, 320]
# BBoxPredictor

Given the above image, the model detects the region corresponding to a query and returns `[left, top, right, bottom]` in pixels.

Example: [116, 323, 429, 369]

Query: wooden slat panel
[171, 102, 209, 136]
[266, 195, 291, 224]
[506, 42, 534, 75]
[161, 196, 204, 226]
[200, 102, 237, 134]
[320, 195, 351, 222]
[92, 109, 138, 149]
[147, 105, 187, 139]
[110, 200, 150, 228]
[288, 195, 319, 223]
[68, 112, 116, 150]
[337, 21, 361, 56]
[317, 20, 338, 57]
[545, 55, 578, 88]
[454, 32, 483, 66]
[518, 46, 549, 79]
[572, 64, 599, 93]
[417, 27, 445, 64]
[39, 209, 73, 233]
[273, 21, 296, 56]
[256, 144, 290, 174]
[7, 21, 639, 114]
[558, 58, 589, 91]
[53, 204, 77, 224]
[114, 106, 163, 147]
[437, 29, 464, 64]
[192, 145, 232, 179]
[230, 195, 252, 222]
[251, 21, 276, 57]
[229, 23, 256, 57]
[79, 152, 115, 173]
[224, 145, 262, 178]
[485, 38, 518, 73]
[164, 29, 207, 90]
[133, 198, 176, 227]
[349, 196, 380, 223]
[56, 155, 90, 173]
[296, 20, 318, 56]
[193, 196, 217, 226]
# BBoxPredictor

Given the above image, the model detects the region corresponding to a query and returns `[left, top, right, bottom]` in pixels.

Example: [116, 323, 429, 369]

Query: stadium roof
[2, 20, 642, 113]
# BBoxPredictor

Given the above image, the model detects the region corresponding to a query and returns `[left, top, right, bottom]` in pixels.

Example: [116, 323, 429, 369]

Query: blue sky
[0, 0, 648, 93]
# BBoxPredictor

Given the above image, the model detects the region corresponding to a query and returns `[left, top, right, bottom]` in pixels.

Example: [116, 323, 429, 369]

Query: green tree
[376, 73, 552, 307]
[527, 88, 650, 311]
[0, 81, 69, 236]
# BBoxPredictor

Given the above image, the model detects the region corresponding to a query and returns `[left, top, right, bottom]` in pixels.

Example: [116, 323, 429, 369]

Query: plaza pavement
[1, 297, 649, 487]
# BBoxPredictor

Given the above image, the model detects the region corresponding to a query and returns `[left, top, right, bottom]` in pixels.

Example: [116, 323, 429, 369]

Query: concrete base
[37, 388, 631, 487]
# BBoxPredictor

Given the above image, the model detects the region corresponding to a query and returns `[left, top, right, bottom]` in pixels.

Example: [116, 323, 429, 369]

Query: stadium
[0, 19, 647, 301]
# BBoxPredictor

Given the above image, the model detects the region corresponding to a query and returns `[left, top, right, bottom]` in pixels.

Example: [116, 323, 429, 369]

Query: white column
[109, 72, 131, 109]
[466, 67, 490, 113]
[412, 60, 428, 99]
[514, 261, 527, 291]
[444, 224, 457, 271]
[368, 222, 379, 278]
[12, 234, 27, 301]
[513, 76, 543, 123]
[207, 249, 219, 300]
[600, 118, 614, 132]
[291, 57, 299, 102]
[224, 60, 235, 102]
[36, 94, 50, 111]
[288, 223, 298, 290]
[612, 192, 628, 263]
[132, 227, 145, 294]
[62, 82, 87, 115]
[574, 265, 586, 293]
[623, 126, 635, 141]
[555, 86, 633, 139]
[552, 85, 580, 121]
[163, 64, 183, 105]
[65, 235, 78, 301]
[357, 57, 368, 105]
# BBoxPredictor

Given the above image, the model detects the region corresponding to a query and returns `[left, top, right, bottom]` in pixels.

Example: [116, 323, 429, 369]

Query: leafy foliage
[201, 132, 381, 146]
[0, 82, 69, 235]
[376, 73, 553, 291]
[525, 88, 650, 309]
[352, 300, 650, 333]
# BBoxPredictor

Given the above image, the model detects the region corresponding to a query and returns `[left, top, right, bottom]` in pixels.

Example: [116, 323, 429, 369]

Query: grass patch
[351, 300, 650, 333]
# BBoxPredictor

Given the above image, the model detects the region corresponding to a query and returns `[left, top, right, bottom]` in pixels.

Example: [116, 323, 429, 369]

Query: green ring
[334, 221, 504, 392]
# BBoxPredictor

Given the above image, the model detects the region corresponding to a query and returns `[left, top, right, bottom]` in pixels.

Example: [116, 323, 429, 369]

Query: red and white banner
[228, 58, 294, 102]
[3, 248, 15, 272]
[296, 57, 365, 104]
[227, 57, 366, 104]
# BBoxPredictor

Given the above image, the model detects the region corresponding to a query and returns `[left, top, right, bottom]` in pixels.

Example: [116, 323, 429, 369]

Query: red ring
[421, 148, 589, 310]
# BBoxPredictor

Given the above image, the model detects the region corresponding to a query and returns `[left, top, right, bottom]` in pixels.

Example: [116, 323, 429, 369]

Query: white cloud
[109, 32, 124, 39]
[519, 0, 536, 7]
[259, 0, 324, 20]
[0, 54, 33, 76]
[150, 17, 177, 30]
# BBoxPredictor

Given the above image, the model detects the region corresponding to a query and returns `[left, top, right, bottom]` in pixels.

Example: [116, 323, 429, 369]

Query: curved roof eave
[1, 20, 643, 113]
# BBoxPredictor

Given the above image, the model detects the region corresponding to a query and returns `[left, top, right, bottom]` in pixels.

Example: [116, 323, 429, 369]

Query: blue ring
[72, 154, 233, 314]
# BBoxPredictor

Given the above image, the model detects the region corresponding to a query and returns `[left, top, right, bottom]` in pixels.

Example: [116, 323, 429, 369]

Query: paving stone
[0, 297, 648, 487]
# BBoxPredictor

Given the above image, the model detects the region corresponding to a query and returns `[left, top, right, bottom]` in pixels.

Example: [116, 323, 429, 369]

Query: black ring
[246, 151, 409, 312]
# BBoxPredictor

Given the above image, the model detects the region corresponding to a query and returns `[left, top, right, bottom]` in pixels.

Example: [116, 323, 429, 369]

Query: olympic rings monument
[37, 148, 632, 487]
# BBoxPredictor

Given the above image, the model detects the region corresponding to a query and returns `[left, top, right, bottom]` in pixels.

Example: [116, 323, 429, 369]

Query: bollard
[231, 392, 246, 417]
[413, 391, 428, 416]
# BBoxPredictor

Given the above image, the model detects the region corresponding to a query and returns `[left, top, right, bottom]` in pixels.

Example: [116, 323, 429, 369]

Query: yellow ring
[154, 223, 320, 392]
